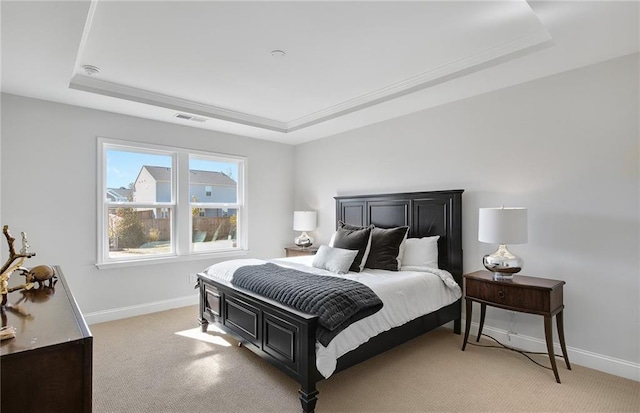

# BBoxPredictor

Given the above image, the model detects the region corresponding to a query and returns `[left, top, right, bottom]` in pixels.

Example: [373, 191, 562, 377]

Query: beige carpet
[91, 306, 638, 413]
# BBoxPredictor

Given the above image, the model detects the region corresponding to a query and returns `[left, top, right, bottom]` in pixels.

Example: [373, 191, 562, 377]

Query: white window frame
[97, 137, 248, 269]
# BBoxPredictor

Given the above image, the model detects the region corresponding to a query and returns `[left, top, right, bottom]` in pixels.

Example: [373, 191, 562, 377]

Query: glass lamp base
[483, 244, 523, 281]
[294, 232, 313, 248]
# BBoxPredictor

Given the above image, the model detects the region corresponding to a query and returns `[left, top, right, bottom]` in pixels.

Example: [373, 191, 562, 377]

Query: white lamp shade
[293, 211, 317, 231]
[478, 207, 528, 244]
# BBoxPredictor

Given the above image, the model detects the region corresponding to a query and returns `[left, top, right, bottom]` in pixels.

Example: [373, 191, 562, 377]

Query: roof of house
[142, 166, 236, 186]
[107, 187, 133, 200]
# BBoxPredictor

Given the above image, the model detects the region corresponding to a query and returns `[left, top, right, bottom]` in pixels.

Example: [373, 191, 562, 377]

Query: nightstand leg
[477, 303, 486, 342]
[462, 298, 472, 351]
[544, 315, 561, 383]
[556, 310, 571, 370]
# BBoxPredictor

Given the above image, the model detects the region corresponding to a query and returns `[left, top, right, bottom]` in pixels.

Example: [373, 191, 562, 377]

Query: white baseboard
[463, 321, 640, 382]
[84, 294, 198, 325]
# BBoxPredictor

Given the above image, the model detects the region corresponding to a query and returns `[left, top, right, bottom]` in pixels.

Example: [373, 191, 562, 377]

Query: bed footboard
[198, 273, 460, 413]
[198, 274, 322, 413]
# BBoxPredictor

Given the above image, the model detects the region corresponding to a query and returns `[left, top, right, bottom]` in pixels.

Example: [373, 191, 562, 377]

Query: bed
[197, 189, 464, 413]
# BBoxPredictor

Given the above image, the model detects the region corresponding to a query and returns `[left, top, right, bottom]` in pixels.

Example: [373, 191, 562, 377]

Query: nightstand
[284, 245, 319, 258]
[461, 270, 571, 383]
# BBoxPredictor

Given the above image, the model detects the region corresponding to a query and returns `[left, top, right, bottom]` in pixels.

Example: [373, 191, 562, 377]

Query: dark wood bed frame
[197, 189, 463, 413]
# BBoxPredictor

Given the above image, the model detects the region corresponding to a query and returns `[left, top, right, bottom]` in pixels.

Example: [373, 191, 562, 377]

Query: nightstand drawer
[465, 278, 549, 314]
[284, 246, 318, 257]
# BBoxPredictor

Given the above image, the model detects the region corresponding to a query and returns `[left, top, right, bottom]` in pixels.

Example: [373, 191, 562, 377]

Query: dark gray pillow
[332, 222, 373, 273]
[365, 226, 410, 271]
[312, 245, 358, 274]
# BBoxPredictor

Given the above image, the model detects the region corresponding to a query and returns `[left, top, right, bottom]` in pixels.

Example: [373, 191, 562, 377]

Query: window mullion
[176, 152, 190, 255]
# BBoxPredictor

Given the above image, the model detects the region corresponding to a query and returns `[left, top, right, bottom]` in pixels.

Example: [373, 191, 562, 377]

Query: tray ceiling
[2, 1, 638, 144]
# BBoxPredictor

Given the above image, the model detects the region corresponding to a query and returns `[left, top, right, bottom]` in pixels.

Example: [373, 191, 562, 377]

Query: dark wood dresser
[1, 265, 92, 413]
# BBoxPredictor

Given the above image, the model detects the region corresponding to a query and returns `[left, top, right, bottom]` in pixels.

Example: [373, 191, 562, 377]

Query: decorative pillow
[365, 226, 410, 271]
[332, 221, 373, 272]
[311, 245, 358, 274]
[401, 236, 440, 269]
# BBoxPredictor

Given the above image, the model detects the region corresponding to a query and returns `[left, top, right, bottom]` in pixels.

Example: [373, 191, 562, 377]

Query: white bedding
[203, 256, 462, 378]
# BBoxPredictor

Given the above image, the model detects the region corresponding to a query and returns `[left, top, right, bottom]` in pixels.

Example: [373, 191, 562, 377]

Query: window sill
[95, 249, 249, 270]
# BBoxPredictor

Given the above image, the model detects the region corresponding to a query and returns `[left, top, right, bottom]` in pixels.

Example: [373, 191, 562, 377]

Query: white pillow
[401, 236, 440, 269]
[312, 245, 358, 274]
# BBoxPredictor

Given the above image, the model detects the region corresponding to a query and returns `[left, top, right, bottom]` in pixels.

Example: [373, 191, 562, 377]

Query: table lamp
[478, 207, 528, 280]
[293, 211, 317, 248]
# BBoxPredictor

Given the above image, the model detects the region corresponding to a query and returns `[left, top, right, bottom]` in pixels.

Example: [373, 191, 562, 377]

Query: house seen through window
[98, 138, 245, 266]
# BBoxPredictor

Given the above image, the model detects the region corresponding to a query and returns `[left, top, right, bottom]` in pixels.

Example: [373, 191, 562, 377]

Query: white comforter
[203, 256, 462, 378]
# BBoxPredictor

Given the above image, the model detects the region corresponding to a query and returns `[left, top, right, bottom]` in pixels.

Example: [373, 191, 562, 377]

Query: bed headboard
[335, 189, 464, 286]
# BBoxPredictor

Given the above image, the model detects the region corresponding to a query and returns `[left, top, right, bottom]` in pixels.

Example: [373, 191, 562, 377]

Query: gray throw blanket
[232, 263, 383, 346]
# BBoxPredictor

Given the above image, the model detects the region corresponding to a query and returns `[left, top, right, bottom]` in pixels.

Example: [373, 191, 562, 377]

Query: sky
[106, 149, 238, 188]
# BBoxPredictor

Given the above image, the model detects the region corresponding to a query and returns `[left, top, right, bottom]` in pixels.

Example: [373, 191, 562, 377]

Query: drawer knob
[498, 290, 505, 299]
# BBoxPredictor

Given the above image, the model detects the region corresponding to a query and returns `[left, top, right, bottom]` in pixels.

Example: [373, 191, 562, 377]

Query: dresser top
[1, 266, 91, 357]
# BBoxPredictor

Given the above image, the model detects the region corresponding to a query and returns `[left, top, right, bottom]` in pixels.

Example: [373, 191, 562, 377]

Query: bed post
[298, 388, 319, 413]
[197, 278, 209, 332]
[451, 190, 463, 336]
[454, 319, 461, 334]
[298, 319, 319, 413]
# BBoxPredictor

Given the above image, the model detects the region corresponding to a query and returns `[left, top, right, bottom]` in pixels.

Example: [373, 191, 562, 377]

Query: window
[190, 156, 241, 253]
[98, 138, 246, 267]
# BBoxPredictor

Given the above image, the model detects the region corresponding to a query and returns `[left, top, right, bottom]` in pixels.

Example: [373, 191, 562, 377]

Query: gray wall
[1, 94, 294, 317]
[293, 54, 639, 375]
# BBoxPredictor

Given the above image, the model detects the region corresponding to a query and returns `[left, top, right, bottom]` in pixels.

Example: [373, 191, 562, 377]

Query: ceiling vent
[174, 113, 207, 123]
[82, 65, 101, 75]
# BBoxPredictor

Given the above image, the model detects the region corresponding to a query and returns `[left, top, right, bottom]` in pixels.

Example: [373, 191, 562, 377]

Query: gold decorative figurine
[1, 225, 36, 308]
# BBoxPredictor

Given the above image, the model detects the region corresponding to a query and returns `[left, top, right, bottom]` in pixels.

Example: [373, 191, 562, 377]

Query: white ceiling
[2, 1, 638, 145]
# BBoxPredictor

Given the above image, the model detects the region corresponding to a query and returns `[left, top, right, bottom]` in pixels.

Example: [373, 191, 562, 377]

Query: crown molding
[287, 29, 554, 132]
[69, 74, 288, 132]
